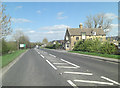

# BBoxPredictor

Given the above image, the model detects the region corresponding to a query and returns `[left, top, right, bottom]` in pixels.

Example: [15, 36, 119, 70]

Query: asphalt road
[2, 48, 120, 87]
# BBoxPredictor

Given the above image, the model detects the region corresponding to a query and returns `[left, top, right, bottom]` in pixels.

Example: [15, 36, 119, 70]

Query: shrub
[73, 38, 117, 55]
[2, 38, 9, 54]
[100, 42, 117, 54]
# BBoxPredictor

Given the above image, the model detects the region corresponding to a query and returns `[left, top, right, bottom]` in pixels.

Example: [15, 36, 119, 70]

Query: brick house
[64, 23, 106, 50]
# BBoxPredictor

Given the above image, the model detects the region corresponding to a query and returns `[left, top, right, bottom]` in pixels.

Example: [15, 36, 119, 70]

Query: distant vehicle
[36, 45, 39, 49]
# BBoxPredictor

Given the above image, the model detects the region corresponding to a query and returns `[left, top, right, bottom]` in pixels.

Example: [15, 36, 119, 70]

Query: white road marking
[38, 52, 40, 54]
[64, 72, 93, 75]
[57, 66, 78, 69]
[74, 79, 113, 85]
[101, 76, 120, 85]
[67, 80, 78, 88]
[46, 60, 57, 70]
[61, 59, 80, 68]
[41, 55, 44, 58]
[53, 63, 68, 65]
[49, 54, 56, 57]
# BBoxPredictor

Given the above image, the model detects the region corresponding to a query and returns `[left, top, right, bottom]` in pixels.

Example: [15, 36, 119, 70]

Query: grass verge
[69, 51, 120, 59]
[1, 49, 26, 68]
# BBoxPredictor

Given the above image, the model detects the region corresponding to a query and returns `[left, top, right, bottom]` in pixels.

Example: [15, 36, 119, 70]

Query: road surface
[2, 48, 119, 87]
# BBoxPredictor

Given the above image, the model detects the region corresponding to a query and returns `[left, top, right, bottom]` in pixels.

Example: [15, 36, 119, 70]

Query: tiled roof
[67, 28, 106, 36]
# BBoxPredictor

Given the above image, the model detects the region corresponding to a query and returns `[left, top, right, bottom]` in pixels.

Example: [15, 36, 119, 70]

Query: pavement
[2, 48, 120, 87]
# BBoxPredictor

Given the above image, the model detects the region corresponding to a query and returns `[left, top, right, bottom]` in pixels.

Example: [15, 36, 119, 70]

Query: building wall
[68, 35, 106, 50]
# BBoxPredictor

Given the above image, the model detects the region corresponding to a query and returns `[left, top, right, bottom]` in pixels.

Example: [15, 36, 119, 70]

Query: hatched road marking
[57, 66, 78, 69]
[46, 60, 57, 70]
[101, 76, 120, 85]
[61, 59, 80, 68]
[67, 80, 78, 88]
[74, 79, 114, 85]
[64, 71, 93, 75]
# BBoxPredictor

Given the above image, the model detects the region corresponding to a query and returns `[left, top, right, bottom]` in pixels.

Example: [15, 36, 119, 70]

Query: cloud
[39, 24, 70, 31]
[24, 24, 70, 42]
[57, 12, 67, 20]
[15, 6, 23, 9]
[104, 13, 118, 20]
[46, 31, 65, 34]
[11, 18, 32, 23]
[36, 10, 41, 14]
[29, 30, 35, 33]
[111, 24, 118, 28]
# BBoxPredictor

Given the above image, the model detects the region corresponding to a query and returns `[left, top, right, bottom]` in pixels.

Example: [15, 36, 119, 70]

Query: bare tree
[84, 13, 113, 33]
[0, 4, 12, 38]
[13, 30, 30, 49]
[42, 38, 48, 44]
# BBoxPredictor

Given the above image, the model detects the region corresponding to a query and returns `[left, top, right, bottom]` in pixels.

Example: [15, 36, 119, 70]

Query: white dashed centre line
[67, 80, 78, 88]
[64, 72, 93, 75]
[46, 60, 57, 70]
[61, 59, 80, 68]
[38, 52, 40, 54]
[74, 79, 114, 85]
[41, 55, 44, 58]
[101, 76, 120, 85]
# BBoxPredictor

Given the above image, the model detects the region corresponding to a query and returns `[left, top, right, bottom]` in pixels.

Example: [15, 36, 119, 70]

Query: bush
[73, 38, 117, 55]
[45, 42, 62, 49]
[100, 42, 117, 54]
[2, 38, 9, 54]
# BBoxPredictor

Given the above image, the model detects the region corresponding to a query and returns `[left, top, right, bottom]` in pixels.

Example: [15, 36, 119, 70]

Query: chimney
[79, 23, 83, 29]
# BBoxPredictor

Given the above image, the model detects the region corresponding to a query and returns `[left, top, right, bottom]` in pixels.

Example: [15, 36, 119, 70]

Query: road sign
[20, 44, 26, 48]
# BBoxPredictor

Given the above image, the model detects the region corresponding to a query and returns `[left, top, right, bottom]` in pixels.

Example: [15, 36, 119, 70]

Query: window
[82, 32, 86, 39]
[89, 38, 92, 40]
[76, 37, 79, 40]
[67, 43, 69, 47]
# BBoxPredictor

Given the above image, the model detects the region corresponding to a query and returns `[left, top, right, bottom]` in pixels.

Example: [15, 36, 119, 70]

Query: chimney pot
[99, 25, 102, 29]
[79, 23, 83, 29]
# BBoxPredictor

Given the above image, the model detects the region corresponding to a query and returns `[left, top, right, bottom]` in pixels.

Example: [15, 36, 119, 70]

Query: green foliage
[42, 38, 48, 44]
[73, 38, 117, 55]
[45, 42, 62, 49]
[2, 38, 18, 54]
[100, 42, 117, 54]
[2, 38, 9, 54]
[2, 49, 26, 67]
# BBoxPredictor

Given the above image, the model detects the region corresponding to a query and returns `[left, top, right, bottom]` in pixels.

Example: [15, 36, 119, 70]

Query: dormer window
[91, 31, 96, 35]
[82, 32, 86, 39]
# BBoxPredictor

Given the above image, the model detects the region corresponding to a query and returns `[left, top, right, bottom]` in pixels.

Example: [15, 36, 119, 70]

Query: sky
[4, 2, 118, 42]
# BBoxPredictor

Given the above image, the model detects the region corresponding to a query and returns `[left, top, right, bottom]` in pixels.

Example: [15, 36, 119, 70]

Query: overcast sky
[4, 2, 118, 42]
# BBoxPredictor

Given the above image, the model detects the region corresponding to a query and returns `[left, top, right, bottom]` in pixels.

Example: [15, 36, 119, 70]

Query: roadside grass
[69, 51, 120, 59]
[1, 49, 26, 68]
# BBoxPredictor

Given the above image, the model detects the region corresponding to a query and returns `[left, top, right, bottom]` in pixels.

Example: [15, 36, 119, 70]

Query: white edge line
[46, 60, 57, 70]
[67, 80, 78, 88]
[41, 55, 44, 58]
[61, 59, 80, 68]
[101, 76, 120, 85]
[64, 72, 93, 75]
[74, 80, 114, 85]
